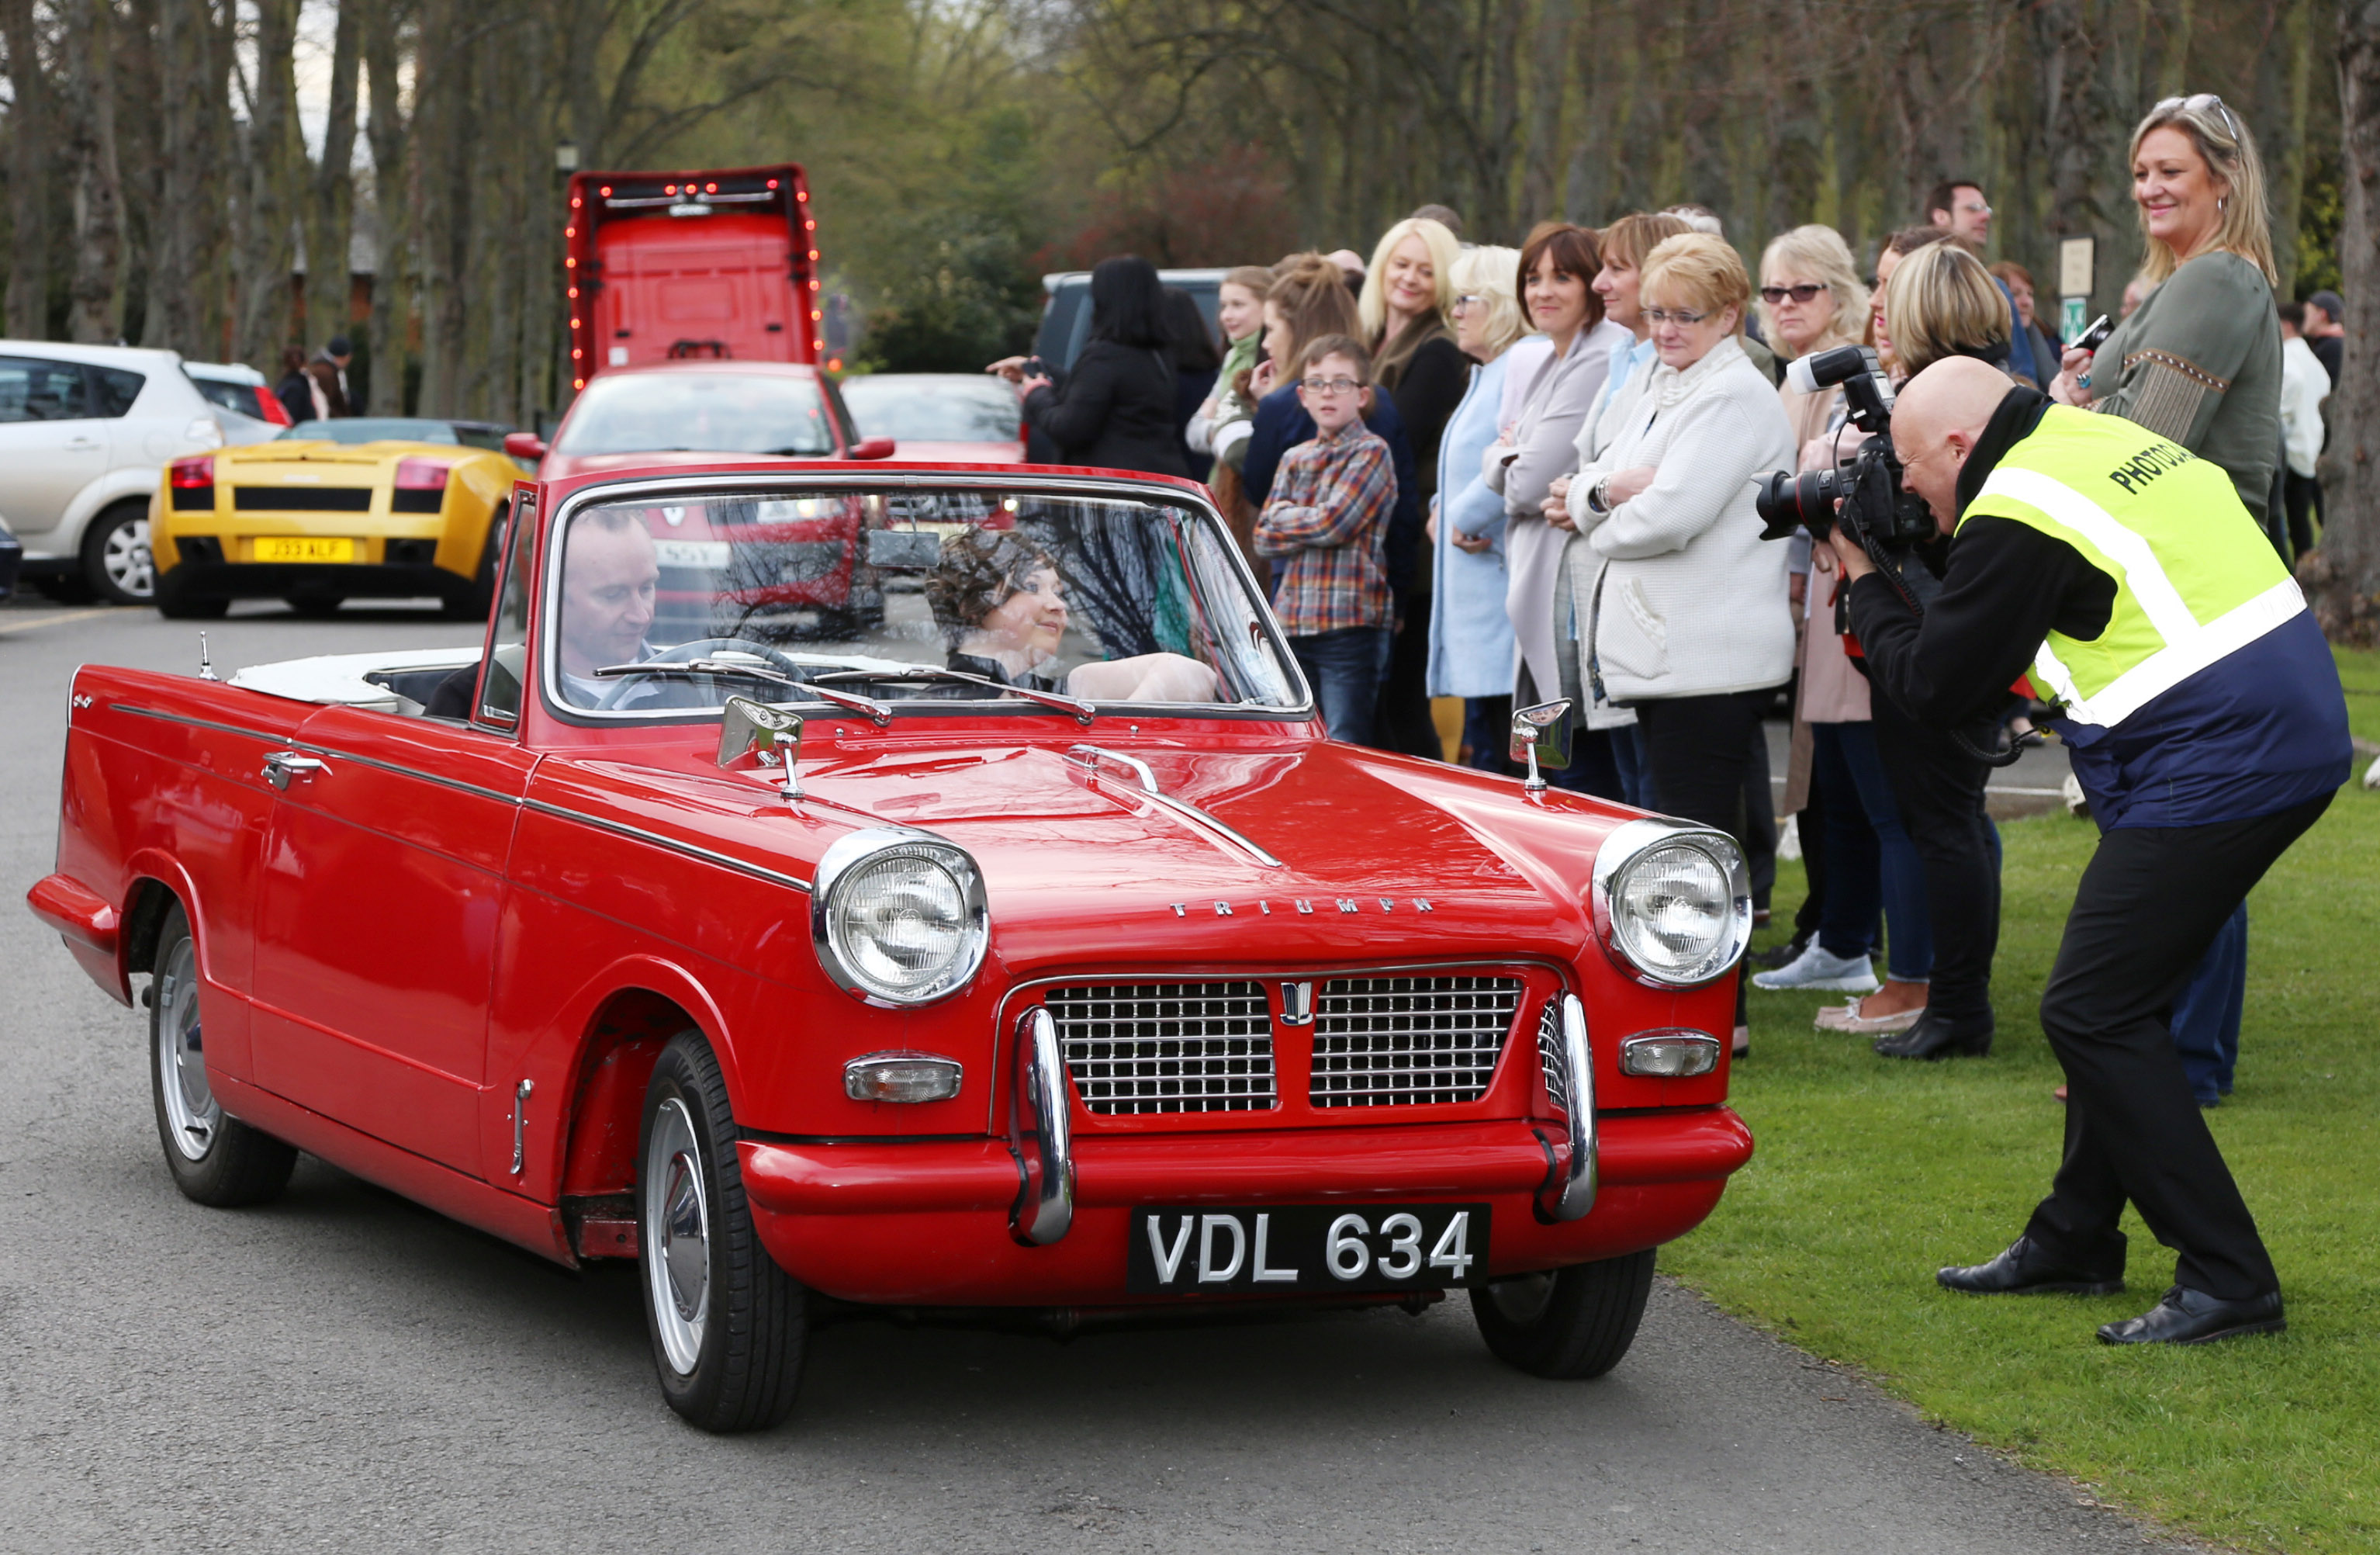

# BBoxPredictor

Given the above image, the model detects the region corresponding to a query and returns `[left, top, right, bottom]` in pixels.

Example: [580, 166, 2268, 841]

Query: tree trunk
[2309, 0, 2380, 642]
[1518, 0, 1575, 227]
[235, 0, 300, 366]
[58, 0, 124, 343]
[0, 0, 52, 338]
[303, 0, 362, 359]
[145, 0, 216, 353]
[362, 0, 411, 414]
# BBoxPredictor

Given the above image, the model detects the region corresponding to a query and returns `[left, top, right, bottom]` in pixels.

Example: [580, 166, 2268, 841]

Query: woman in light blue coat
[1427, 245, 1545, 767]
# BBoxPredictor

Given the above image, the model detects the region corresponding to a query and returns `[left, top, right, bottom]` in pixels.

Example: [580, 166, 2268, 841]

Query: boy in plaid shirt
[1254, 334, 1397, 745]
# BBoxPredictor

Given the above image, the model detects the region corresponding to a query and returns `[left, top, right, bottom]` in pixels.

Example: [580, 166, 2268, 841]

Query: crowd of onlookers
[990, 94, 2348, 1072]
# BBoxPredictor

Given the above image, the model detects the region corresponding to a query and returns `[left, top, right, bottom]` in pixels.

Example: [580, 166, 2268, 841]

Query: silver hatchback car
[0, 341, 225, 604]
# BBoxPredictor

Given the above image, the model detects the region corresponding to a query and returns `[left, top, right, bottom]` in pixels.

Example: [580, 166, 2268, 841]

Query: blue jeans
[2170, 903, 2247, 1103]
[1814, 721, 1933, 982]
[1290, 626, 1391, 746]
[1611, 722, 1655, 809]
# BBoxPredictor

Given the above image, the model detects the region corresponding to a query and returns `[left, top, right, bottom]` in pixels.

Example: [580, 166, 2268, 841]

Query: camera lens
[1755, 469, 1838, 542]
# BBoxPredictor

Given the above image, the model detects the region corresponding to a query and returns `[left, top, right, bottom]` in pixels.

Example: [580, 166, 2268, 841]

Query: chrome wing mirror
[1510, 698, 1573, 793]
[718, 695, 804, 802]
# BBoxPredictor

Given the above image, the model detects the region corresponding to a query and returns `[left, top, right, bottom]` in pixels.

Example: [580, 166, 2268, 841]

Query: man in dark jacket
[306, 336, 355, 418]
[1832, 356, 2350, 1348]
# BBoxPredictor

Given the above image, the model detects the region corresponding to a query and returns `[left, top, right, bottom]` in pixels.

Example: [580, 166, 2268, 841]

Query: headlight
[812, 829, 988, 1006]
[1590, 819, 1751, 989]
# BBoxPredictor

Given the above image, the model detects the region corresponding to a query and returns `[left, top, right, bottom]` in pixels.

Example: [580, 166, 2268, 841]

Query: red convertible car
[29, 460, 1755, 1432]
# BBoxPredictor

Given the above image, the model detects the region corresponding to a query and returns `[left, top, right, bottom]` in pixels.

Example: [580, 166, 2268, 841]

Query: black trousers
[2282, 472, 2322, 562]
[1374, 590, 1444, 758]
[1869, 691, 1998, 1027]
[1635, 687, 1776, 1026]
[2021, 793, 2330, 1300]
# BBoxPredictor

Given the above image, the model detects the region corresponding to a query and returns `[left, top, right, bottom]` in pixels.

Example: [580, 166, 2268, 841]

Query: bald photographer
[1825, 355, 2351, 1348]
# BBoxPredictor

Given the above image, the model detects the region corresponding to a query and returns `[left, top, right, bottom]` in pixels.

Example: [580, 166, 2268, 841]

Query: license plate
[1127, 1203, 1489, 1294]
[253, 536, 356, 563]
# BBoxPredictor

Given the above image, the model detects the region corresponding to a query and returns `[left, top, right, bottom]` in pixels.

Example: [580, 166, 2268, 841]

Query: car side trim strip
[109, 702, 814, 894]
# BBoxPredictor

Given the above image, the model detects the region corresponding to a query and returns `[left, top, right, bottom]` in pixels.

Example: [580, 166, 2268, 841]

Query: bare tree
[144, 0, 227, 353]
[58, 0, 124, 342]
[2309, 0, 2380, 642]
[1, 0, 52, 338]
[235, 0, 300, 365]
[362, 0, 413, 413]
[303, 0, 363, 356]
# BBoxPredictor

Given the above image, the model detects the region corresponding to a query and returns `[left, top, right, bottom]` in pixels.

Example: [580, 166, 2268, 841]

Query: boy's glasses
[1299, 376, 1363, 397]
[1759, 284, 1825, 304]
[1642, 306, 1711, 327]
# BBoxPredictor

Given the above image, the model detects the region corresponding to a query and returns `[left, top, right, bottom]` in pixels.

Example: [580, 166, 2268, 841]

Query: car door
[0, 355, 111, 545]
[247, 705, 537, 1173]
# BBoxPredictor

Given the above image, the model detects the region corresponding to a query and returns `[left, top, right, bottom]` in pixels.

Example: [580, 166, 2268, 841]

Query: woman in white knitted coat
[1563, 232, 1796, 1049]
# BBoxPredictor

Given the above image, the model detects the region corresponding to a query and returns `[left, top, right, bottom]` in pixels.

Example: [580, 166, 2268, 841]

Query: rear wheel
[638, 1031, 807, 1432]
[150, 903, 298, 1207]
[154, 567, 230, 619]
[441, 508, 504, 622]
[1470, 1248, 1657, 1379]
[81, 500, 156, 604]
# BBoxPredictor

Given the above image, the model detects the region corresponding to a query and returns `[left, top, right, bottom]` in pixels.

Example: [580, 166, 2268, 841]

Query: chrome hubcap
[106, 518, 155, 598]
[643, 1096, 709, 1374]
[155, 937, 220, 1162]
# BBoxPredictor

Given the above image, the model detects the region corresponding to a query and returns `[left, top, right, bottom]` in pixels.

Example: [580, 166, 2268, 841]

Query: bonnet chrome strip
[1066, 744, 1284, 869]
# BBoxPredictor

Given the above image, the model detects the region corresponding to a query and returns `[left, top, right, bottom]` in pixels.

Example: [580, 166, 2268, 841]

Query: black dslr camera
[1753, 345, 1934, 558]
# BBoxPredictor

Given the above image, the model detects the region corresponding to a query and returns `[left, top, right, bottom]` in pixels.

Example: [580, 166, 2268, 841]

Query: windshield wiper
[592, 660, 895, 726]
[808, 665, 1097, 726]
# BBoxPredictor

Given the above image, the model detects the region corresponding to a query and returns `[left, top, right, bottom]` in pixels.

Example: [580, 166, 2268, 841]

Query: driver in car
[927, 528, 1220, 703]
[555, 508, 662, 708]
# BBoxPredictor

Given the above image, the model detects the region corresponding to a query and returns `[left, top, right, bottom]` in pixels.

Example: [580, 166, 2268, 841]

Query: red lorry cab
[565, 164, 821, 390]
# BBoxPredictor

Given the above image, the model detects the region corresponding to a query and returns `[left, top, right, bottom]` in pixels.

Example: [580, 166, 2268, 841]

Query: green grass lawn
[1666, 653, 2380, 1553]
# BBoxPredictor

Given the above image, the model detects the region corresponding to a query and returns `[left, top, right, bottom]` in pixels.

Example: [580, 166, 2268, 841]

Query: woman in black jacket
[992, 255, 1188, 478]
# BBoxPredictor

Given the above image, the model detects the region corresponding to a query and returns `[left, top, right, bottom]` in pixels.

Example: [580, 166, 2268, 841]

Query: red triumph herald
[29, 460, 1755, 1432]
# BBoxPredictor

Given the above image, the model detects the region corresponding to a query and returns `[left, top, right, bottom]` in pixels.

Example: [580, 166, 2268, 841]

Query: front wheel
[638, 1032, 807, 1432]
[81, 500, 156, 604]
[1470, 1248, 1657, 1379]
[150, 902, 298, 1207]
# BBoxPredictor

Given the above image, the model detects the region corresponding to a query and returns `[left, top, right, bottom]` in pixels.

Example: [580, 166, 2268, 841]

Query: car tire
[287, 593, 345, 618]
[1470, 1247, 1658, 1380]
[149, 902, 299, 1207]
[154, 568, 230, 619]
[441, 510, 503, 622]
[638, 1030, 808, 1432]
[81, 500, 157, 605]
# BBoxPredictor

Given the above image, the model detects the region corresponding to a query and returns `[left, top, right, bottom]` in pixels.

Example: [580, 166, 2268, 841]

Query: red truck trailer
[565, 163, 822, 391]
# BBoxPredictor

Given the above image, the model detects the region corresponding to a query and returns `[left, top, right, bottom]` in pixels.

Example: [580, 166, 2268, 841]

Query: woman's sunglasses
[1759, 284, 1826, 305]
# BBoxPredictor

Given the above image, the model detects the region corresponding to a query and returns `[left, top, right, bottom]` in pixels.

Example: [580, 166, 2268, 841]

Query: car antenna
[197, 632, 220, 682]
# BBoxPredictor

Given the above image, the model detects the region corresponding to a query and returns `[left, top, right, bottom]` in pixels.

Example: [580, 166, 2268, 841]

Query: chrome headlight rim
[811, 828, 989, 1007]
[1590, 817, 1752, 989]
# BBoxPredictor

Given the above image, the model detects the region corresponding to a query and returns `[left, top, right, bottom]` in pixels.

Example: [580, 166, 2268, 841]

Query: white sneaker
[1751, 943, 1880, 992]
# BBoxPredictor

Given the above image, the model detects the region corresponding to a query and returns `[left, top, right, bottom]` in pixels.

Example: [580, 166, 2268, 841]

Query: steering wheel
[595, 636, 808, 710]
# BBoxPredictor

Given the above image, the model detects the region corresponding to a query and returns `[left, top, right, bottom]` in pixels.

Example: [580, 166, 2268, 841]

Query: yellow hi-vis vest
[1958, 406, 2304, 729]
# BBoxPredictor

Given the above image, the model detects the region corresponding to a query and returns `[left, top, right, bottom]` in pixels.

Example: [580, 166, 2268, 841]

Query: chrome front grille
[1046, 982, 1277, 1115]
[1309, 975, 1523, 1107]
[1538, 1001, 1569, 1113]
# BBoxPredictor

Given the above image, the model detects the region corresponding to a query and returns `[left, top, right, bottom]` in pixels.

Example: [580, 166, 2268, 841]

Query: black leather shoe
[2098, 1286, 2285, 1345]
[1874, 1010, 1994, 1060]
[1749, 933, 1812, 971]
[1938, 1236, 2124, 1296]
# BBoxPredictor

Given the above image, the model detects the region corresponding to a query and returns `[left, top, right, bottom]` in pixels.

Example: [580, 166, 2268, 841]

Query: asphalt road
[0, 594, 2198, 1554]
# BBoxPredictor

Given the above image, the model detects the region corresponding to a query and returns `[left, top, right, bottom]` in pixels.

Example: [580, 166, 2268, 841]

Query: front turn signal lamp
[843, 1051, 963, 1103]
[1618, 1030, 1722, 1077]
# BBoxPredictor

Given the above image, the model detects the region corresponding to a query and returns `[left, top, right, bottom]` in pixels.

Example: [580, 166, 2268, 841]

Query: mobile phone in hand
[2074, 314, 2113, 353]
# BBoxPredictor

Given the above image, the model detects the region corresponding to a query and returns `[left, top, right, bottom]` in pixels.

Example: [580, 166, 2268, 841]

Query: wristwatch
[1584, 475, 1613, 516]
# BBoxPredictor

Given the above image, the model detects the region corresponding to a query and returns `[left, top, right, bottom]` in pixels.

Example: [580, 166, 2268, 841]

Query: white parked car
[0, 341, 224, 604]
[182, 360, 294, 447]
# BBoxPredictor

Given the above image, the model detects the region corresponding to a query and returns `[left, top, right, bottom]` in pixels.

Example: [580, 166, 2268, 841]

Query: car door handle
[64, 437, 103, 451]
[261, 750, 331, 789]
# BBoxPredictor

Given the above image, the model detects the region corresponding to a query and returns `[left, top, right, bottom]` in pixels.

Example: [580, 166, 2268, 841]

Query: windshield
[838, 375, 1023, 445]
[285, 418, 507, 450]
[553, 372, 835, 457]
[545, 482, 1301, 719]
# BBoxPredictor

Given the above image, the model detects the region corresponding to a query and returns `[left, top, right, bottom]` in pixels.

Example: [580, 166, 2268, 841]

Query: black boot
[1938, 1235, 2124, 1296]
[2098, 1286, 2285, 1345]
[1874, 1010, 1994, 1060]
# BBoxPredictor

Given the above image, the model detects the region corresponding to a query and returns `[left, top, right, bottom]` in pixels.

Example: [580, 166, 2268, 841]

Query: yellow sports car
[152, 417, 527, 621]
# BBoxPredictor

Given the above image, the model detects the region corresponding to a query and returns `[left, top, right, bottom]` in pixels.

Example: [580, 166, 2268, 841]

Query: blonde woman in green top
[2050, 94, 2283, 532]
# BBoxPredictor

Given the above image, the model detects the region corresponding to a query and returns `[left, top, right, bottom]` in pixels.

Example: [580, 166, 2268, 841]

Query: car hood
[790, 737, 1633, 971]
